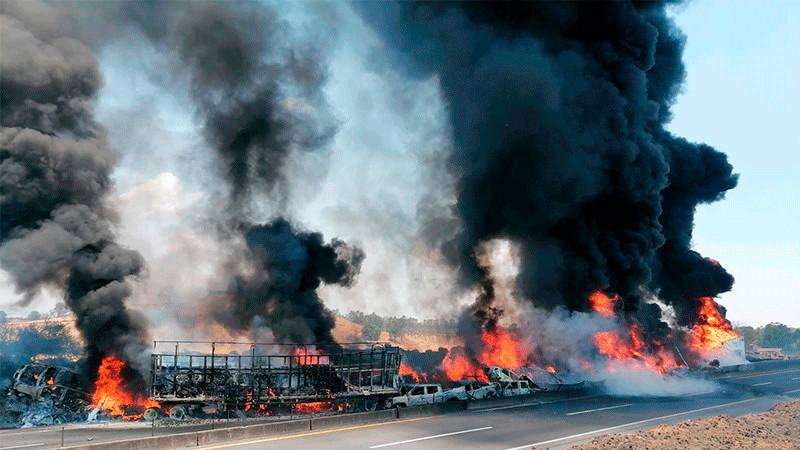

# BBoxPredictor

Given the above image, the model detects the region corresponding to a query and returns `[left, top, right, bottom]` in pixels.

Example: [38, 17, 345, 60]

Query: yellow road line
[199, 417, 432, 449]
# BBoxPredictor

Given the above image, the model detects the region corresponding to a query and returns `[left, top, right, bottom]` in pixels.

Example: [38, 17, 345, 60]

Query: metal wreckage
[3, 339, 594, 426]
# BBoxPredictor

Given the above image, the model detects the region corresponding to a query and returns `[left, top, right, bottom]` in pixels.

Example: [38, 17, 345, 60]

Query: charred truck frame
[149, 341, 403, 418]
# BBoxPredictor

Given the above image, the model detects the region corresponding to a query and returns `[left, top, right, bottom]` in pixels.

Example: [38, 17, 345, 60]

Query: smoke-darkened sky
[0, 0, 797, 328]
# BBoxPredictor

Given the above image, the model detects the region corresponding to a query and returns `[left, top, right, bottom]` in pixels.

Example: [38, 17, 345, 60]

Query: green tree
[0, 310, 7, 323]
[27, 310, 41, 320]
[732, 325, 761, 349]
[761, 322, 794, 350]
[49, 302, 70, 317]
[347, 310, 366, 325]
[361, 313, 383, 341]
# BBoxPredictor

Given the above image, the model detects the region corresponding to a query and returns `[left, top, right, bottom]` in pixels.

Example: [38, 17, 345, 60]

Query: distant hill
[1, 315, 460, 353]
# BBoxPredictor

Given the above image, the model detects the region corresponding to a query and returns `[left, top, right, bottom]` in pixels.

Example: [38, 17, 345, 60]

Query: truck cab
[391, 383, 443, 407]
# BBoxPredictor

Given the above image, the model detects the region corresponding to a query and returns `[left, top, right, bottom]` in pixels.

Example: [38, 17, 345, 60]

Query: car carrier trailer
[147, 341, 403, 419]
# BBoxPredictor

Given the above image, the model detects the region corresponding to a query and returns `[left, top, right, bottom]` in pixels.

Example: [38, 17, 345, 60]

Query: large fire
[441, 326, 526, 381]
[593, 324, 680, 373]
[400, 362, 420, 383]
[589, 291, 618, 317]
[589, 290, 679, 374]
[92, 356, 158, 419]
[690, 297, 738, 351]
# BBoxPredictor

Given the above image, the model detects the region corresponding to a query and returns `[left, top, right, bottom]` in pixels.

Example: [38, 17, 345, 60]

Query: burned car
[13, 363, 88, 408]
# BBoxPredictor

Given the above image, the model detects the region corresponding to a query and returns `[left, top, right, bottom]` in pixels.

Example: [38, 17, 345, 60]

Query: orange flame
[46, 377, 54, 385]
[707, 258, 720, 266]
[442, 326, 526, 381]
[92, 356, 159, 419]
[442, 349, 488, 382]
[589, 291, 619, 317]
[593, 324, 679, 373]
[294, 347, 331, 365]
[400, 362, 420, 383]
[689, 297, 738, 351]
[547, 366, 556, 374]
[294, 402, 334, 414]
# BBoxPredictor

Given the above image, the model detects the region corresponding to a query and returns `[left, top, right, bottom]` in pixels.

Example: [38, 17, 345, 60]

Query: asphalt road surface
[1, 360, 798, 450]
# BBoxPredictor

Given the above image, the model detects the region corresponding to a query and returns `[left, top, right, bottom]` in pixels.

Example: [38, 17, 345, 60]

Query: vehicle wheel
[169, 406, 186, 421]
[362, 398, 377, 412]
[447, 397, 459, 403]
[395, 403, 406, 408]
[144, 407, 161, 421]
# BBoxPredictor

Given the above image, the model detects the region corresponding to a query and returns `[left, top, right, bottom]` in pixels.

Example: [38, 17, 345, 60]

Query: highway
[1, 360, 798, 449]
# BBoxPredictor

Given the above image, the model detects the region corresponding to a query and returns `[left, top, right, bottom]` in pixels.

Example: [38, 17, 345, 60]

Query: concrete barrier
[310, 409, 397, 430]
[69, 397, 498, 449]
[396, 400, 467, 419]
[68, 419, 313, 450]
[465, 395, 526, 410]
[68, 431, 198, 450]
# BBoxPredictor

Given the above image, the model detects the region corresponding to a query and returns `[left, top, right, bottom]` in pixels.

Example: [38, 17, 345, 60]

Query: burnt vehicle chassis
[149, 341, 403, 418]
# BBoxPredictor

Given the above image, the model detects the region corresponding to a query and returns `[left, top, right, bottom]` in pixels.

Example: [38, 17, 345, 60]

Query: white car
[500, 380, 531, 396]
[443, 381, 500, 401]
[391, 384, 444, 407]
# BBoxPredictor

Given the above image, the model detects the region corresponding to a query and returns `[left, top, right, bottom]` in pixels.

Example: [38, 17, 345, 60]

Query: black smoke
[359, 2, 737, 353]
[0, 1, 149, 389]
[116, 2, 357, 344]
[120, 1, 336, 214]
[209, 219, 364, 345]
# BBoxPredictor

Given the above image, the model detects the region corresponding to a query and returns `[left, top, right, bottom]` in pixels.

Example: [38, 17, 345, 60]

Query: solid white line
[0, 443, 45, 449]
[503, 397, 762, 450]
[369, 426, 493, 448]
[566, 403, 632, 416]
[783, 389, 800, 394]
[752, 382, 773, 386]
[791, 377, 800, 381]
[474, 403, 540, 413]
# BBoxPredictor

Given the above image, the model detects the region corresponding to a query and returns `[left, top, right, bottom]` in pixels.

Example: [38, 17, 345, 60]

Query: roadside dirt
[570, 399, 800, 449]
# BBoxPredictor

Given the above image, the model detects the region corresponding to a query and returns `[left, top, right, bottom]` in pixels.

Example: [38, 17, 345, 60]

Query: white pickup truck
[390, 383, 444, 407]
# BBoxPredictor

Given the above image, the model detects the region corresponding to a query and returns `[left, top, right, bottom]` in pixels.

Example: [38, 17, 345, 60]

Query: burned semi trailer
[148, 341, 403, 418]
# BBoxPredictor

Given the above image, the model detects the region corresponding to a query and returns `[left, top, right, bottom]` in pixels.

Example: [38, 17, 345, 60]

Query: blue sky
[668, 0, 799, 326]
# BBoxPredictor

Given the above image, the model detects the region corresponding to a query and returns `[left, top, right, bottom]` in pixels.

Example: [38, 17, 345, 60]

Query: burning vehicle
[486, 366, 584, 393]
[1, 363, 89, 427]
[0, 0, 752, 431]
[146, 341, 403, 418]
[12, 363, 87, 406]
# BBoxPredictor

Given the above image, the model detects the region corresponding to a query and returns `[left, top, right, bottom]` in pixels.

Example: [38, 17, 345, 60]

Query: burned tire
[362, 398, 377, 412]
[169, 406, 187, 421]
[144, 407, 161, 421]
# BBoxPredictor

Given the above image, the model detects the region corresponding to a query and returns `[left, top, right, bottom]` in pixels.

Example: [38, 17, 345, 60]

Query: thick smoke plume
[0, 1, 148, 389]
[175, 3, 335, 212]
[208, 218, 364, 345]
[360, 2, 738, 356]
[117, 1, 358, 344]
